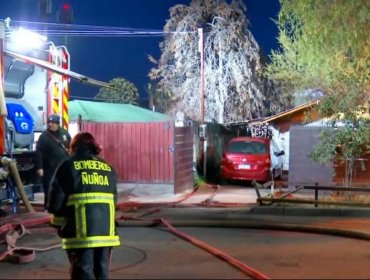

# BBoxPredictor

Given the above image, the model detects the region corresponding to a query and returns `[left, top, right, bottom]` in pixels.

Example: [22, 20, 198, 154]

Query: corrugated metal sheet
[69, 100, 170, 122]
[81, 121, 174, 183]
[302, 124, 370, 183]
[292, 125, 370, 184]
[289, 126, 334, 186]
[174, 126, 194, 193]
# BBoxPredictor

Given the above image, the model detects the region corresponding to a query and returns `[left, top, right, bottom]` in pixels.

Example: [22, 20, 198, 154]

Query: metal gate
[289, 126, 334, 186]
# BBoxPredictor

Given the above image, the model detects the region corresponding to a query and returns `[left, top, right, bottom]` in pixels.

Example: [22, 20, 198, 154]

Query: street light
[4, 23, 70, 128]
[8, 27, 47, 50]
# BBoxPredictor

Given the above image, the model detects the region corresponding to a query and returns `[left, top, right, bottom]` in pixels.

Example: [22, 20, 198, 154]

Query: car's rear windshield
[227, 141, 267, 154]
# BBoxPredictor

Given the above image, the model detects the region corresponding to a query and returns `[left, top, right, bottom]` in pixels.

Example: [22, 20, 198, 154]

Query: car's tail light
[265, 157, 271, 165]
[221, 154, 233, 168]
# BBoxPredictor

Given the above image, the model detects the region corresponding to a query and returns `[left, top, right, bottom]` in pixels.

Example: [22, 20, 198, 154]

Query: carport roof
[69, 100, 171, 122]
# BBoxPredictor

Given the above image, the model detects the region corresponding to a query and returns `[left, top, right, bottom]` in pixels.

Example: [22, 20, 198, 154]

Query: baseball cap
[47, 114, 60, 124]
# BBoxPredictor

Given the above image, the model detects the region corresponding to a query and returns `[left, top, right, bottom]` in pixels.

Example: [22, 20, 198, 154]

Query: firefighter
[47, 132, 120, 279]
[35, 114, 71, 208]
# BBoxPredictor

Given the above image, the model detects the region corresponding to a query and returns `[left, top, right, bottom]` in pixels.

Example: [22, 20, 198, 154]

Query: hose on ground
[116, 183, 249, 210]
[2, 207, 370, 276]
[117, 218, 370, 241]
[0, 216, 60, 264]
[1, 157, 34, 213]
[116, 216, 370, 279]
[117, 216, 270, 280]
[117, 185, 200, 210]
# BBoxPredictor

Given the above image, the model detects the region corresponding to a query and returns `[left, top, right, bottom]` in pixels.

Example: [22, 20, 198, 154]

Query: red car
[220, 137, 284, 183]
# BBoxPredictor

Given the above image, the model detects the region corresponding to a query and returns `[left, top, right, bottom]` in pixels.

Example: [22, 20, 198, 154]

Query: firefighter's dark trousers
[66, 247, 112, 280]
[42, 173, 52, 208]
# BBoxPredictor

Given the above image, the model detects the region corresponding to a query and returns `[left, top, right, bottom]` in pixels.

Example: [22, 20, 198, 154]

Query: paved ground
[2, 207, 370, 279]
[1, 181, 370, 279]
[117, 180, 289, 205]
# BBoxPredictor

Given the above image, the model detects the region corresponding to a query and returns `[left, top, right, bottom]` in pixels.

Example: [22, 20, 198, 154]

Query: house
[68, 100, 194, 195]
[247, 100, 320, 171]
[247, 100, 370, 186]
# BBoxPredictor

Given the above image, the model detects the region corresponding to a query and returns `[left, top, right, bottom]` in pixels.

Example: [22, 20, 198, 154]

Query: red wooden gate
[81, 121, 174, 183]
[174, 126, 194, 193]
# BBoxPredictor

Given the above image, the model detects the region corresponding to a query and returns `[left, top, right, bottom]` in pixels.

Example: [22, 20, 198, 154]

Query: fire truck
[0, 19, 108, 211]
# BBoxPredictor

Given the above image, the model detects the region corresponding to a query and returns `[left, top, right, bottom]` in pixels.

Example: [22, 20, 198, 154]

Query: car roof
[228, 137, 270, 144]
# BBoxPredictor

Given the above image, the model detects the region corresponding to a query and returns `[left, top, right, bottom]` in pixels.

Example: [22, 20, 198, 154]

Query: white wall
[270, 126, 290, 171]
[68, 121, 80, 139]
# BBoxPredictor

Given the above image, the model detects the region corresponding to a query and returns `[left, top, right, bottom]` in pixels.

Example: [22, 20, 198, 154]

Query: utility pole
[198, 28, 205, 124]
[38, 0, 52, 22]
[38, 0, 52, 43]
[198, 28, 207, 180]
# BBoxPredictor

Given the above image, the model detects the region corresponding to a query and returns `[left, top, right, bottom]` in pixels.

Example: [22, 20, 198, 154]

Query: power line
[36, 31, 166, 37]
[4, 19, 197, 37]
[13, 20, 163, 32]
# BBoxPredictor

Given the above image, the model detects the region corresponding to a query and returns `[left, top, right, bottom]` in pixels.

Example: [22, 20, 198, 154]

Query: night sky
[0, 0, 280, 103]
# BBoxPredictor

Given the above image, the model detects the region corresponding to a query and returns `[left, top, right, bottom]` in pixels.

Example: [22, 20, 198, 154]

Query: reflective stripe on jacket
[62, 192, 120, 249]
[47, 148, 120, 250]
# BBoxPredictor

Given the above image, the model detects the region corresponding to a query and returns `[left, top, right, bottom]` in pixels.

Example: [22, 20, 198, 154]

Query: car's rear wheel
[219, 176, 227, 185]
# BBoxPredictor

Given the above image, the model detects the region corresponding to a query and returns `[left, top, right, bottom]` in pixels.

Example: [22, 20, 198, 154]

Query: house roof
[69, 100, 171, 123]
[224, 98, 369, 129]
[250, 98, 370, 126]
[249, 99, 320, 125]
[223, 100, 320, 127]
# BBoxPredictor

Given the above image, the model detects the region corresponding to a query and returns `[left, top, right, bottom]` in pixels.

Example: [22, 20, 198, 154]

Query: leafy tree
[95, 77, 139, 105]
[145, 81, 172, 113]
[149, 0, 287, 124]
[265, 0, 370, 188]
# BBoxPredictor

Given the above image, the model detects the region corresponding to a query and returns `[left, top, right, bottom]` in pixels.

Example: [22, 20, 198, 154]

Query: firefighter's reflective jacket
[47, 149, 120, 249]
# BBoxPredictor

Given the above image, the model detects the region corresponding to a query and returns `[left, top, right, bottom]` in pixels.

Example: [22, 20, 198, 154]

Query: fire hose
[0, 223, 60, 263]
[115, 214, 370, 279]
[0, 214, 58, 264]
[116, 183, 249, 210]
[116, 215, 271, 279]
[4, 181, 370, 279]
[1, 157, 34, 213]
[2, 210, 370, 279]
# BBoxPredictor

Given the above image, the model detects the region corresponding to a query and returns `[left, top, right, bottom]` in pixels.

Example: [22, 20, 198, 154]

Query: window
[228, 141, 267, 154]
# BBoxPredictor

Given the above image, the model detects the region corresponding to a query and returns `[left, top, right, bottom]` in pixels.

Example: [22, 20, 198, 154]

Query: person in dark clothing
[35, 114, 71, 208]
[47, 132, 120, 280]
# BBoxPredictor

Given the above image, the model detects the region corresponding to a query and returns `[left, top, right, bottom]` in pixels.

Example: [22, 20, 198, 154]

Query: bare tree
[149, 0, 282, 123]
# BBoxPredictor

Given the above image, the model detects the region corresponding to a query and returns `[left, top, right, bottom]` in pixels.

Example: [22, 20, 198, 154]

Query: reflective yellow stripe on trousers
[62, 236, 120, 249]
